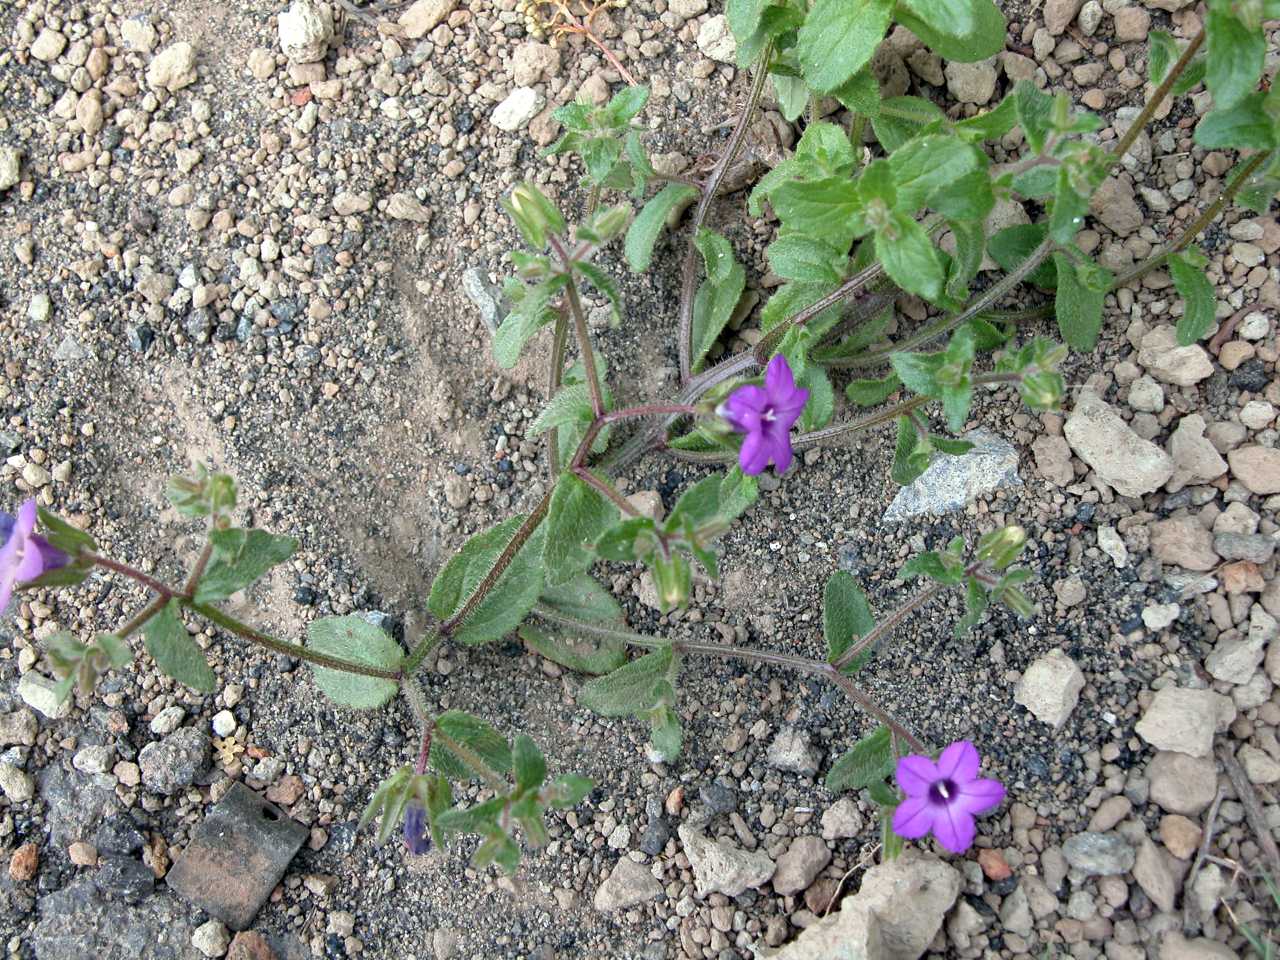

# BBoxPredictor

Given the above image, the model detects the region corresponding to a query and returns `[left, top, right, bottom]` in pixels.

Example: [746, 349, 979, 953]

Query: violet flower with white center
[0, 500, 69, 616]
[718, 355, 809, 476]
[891, 740, 1005, 854]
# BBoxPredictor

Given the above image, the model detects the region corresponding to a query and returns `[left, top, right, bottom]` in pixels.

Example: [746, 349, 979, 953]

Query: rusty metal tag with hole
[166, 781, 308, 930]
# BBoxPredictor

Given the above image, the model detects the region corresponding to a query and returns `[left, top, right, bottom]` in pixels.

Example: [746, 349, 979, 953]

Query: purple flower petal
[954, 776, 1005, 816]
[936, 740, 980, 783]
[895, 754, 939, 798]
[891, 795, 935, 839]
[767, 431, 793, 475]
[30, 535, 69, 573]
[931, 803, 977, 854]
[403, 801, 431, 855]
[738, 431, 770, 475]
[764, 354, 795, 394]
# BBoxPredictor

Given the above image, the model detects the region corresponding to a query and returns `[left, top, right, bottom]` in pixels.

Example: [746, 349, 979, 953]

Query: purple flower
[0, 500, 69, 615]
[719, 355, 809, 476]
[403, 800, 431, 855]
[892, 740, 1005, 855]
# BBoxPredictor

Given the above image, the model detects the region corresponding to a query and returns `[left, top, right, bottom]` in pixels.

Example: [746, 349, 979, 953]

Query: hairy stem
[546, 307, 570, 480]
[677, 47, 771, 382]
[753, 263, 889, 365]
[573, 467, 641, 517]
[531, 604, 927, 752]
[182, 541, 214, 597]
[433, 727, 508, 793]
[86, 553, 176, 598]
[188, 600, 401, 679]
[116, 595, 168, 640]
[574, 403, 700, 471]
[1109, 27, 1204, 169]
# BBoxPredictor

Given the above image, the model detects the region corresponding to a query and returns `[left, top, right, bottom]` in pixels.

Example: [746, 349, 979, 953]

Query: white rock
[191, 919, 231, 958]
[1168, 414, 1228, 488]
[593, 858, 662, 911]
[278, 0, 334, 64]
[1064, 389, 1174, 496]
[211, 710, 236, 737]
[696, 15, 737, 63]
[72, 744, 114, 775]
[1014, 650, 1085, 730]
[0, 146, 20, 191]
[1135, 687, 1227, 758]
[1127, 375, 1164, 413]
[386, 192, 432, 223]
[30, 28, 68, 62]
[147, 42, 199, 92]
[820, 797, 864, 840]
[1141, 603, 1180, 630]
[0, 763, 35, 802]
[333, 191, 373, 215]
[1138, 326, 1214, 387]
[399, 0, 457, 39]
[883, 430, 1021, 522]
[678, 823, 776, 897]
[120, 16, 158, 53]
[17, 673, 70, 720]
[149, 704, 186, 736]
[491, 86, 544, 132]
[1097, 526, 1129, 567]
[945, 59, 998, 104]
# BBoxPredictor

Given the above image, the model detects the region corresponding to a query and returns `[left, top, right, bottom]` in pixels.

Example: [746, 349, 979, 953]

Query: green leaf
[1013, 81, 1054, 154]
[870, 97, 947, 152]
[594, 516, 659, 563]
[797, 365, 834, 432]
[823, 571, 876, 673]
[832, 68, 882, 116]
[602, 85, 650, 125]
[575, 262, 622, 319]
[427, 515, 547, 646]
[520, 624, 625, 675]
[876, 212, 945, 302]
[1048, 165, 1089, 245]
[648, 703, 682, 761]
[760, 281, 844, 339]
[493, 276, 562, 368]
[1053, 251, 1112, 350]
[891, 416, 931, 486]
[431, 710, 513, 780]
[512, 734, 547, 791]
[144, 598, 215, 693]
[538, 574, 622, 623]
[846, 372, 902, 407]
[1235, 150, 1280, 214]
[545, 773, 594, 808]
[796, 0, 894, 93]
[715, 467, 759, 525]
[826, 725, 894, 792]
[899, 550, 965, 585]
[194, 528, 297, 604]
[930, 171, 995, 221]
[1011, 164, 1058, 199]
[889, 135, 984, 212]
[530, 382, 594, 438]
[766, 236, 847, 284]
[899, 0, 974, 37]
[988, 224, 1058, 289]
[771, 177, 862, 250]
[1194, 93, 1277, 150]
[772, 73, 809, 123]
[1148, 31, 1179, 86]
[695, 229, 736, 287]
[578, 645, 675, 716]
[97, 633, 133, 669]
[1169, 247, 1217, 345]
[305, 615, 402, 709]
[691, 261, 746, 373]
[36, 508, 97, 556]
[625, 183, 697, 272]
[944, 218, 986, 300]
[165, 468, 237, 520]
[953, 95, 1017, 141]
[543, 473, 619, 588]
[1206, 4, 1264, 110]
[930, 435, 975, 455]
[894, 0, 1006, 62]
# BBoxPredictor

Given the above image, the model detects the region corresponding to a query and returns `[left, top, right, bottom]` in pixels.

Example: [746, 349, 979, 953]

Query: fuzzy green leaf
[144, 599, 216, 693]
[823, 571, 876, 674]
[578, 645, 675, 716]
[431, 710, 513, 781]
[625, 183, 697, 272]
[894, 0, 1005, 62]
[1205, 5, 1265, 110]
[826, 725, 895, 792]
[1053, 252, 1112, 350]
[1169, 248, 1217, 346]
[306, 615, 402, 709]
[846, 373, 902, 407]
[194, 528, 297, 604]
[796, 0, 894, 93]
[543, 473, 619, 587]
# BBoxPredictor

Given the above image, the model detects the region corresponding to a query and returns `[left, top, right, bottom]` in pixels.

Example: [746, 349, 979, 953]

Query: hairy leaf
[306, 615, 402, 709]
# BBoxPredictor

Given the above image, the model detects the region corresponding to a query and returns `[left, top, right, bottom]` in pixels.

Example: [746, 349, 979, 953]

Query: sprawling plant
[8, 0, 1278, 881]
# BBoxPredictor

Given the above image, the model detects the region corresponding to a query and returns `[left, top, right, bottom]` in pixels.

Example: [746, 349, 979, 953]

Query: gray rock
[398, 0, 457, 38]
[766, 727, 821, 777]
[17, 673, 69, 720]
[0, 146, 21, 191]
[698, 780, 738, 816]
[1142, 602, 1180, 630]
[944, 59, 998, 104]
[1238, 744, 1280, 784]
[1133, 837, 1177, 912]
[1229, 446, 1280, 495]
[1014, 649, 1085, 730]
[848, 853, 962, 959]
[772, 836, 831, 896]
[593, 858, 662, 911]
[1148, 751, 1218, 816]
[883, 429, 1021, 522]
[72, 745, 114, 776]
[820, 797, 864, 841]
[30, 877, 199, 959]
[1135, 687, 1226, 758]
[678, 823, 776, 897]
[385, 192, 432, 223]
[1089, 176, 1143, 236]
[0, 709, 38, 747]
[39, 763, 121, 846]
[461, 267, 506, 335]
[1064, 390, 1173, 496]
[1138, 326, 1214, 387]
[0, 762, 34, 802]
[139, 727, 210, 795]
[95, 856, 156, 903]
[1213, 532, 1277, 563]
[1044, 0, 1084, 33]
[149, 705, 186, 736]
[1061, 832, 1135, 876]
[758, 900, 881, 959]
[695, 15, 736, 63]
[1159, 932, 1240, 960]
[999, 885, 1034, 937]
[1169, 414, 1227, 487]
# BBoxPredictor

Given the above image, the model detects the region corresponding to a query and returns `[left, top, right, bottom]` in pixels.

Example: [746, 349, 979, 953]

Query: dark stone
[639, 816, 670, 857]
[30, 877, 197, 959]
[94, 856, 156, 903]
[38, 764, 120, 847]
[125, 323, 154, 353]
[699, 780, 738, 817]
[129, 207, 157, 235]
[95, 814, 146, 856]
[1230, 358, 1270, 393]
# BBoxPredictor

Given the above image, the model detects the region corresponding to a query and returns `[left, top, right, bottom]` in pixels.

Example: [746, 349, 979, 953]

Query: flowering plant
[7, 0, 1276, 919]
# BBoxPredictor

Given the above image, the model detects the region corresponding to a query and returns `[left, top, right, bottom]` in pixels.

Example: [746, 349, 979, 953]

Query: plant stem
[1115, 148, 1272, 288]
[433, 727, 508, 793]
[403, 625, 442, 676]
[547, 240, 607, 422]
[86, 553, 176, 598]
[573, 467, 641, 517]
[441, 491, 553, 637]
[183, 541, 214, 597]
[188, 599, 401, 679]
[531, 604, 927, 752]
[116, 595, 168, 640]
[574, 403, 700, 470]
[677, 46, 771, 383]
[1109, 27, 1204, 169]
[546, 307, 570, 480]
[753, 263, 888, 365]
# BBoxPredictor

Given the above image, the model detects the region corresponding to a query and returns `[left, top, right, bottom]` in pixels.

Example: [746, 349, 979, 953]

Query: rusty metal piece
[166, 782, 307, 931]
